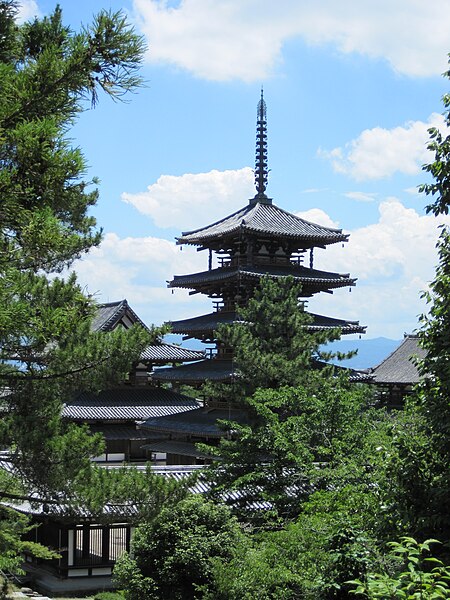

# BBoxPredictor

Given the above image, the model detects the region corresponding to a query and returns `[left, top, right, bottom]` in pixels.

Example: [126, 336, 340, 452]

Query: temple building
[369, 334, 426, 408]
[151, 92, 365, 388]
[63, 299, 204, 463]
[143, 91, 365, 448]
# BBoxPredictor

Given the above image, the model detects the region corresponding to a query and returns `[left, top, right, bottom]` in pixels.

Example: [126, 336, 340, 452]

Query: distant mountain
[323, 337, 401, 370]
[165, 334, 401, 372]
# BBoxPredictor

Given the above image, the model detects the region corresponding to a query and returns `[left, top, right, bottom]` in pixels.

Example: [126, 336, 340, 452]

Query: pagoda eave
[169, 266, 356, 297]
[169, 310, 366, 338]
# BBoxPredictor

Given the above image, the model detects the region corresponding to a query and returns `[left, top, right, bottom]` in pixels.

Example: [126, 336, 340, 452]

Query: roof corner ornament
[251, 87, 271, 205]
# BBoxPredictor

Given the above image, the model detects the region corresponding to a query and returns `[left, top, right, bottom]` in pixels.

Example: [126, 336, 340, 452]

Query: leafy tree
[0, 0, 156, 570]
[348, 537, 450, 599]
[388, 55, 450, 542]
[113, 495, 246, 600]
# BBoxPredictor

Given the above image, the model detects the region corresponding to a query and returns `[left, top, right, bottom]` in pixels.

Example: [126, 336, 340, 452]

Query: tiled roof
[152, 359, 234, 383]
[141, 407, 249, 438]
[370, 334, 426, 385]
[141, 343, 204, 362]
[63, 388, 200, 421]
[91, 299, 148, 332]
[178, 201, 348, 247]
[170, 310, 365, 336]
[170, 265, 355, 291]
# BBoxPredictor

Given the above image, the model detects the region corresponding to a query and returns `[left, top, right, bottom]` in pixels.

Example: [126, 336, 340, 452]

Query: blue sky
[20, 0, 450, 339]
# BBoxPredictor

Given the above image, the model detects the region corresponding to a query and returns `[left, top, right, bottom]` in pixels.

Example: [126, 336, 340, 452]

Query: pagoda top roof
[370, 334, 426, 385]
[177, 201, 348, 247]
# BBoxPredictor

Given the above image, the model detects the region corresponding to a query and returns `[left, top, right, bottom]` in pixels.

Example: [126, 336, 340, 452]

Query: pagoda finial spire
[251, 87, 271, 205]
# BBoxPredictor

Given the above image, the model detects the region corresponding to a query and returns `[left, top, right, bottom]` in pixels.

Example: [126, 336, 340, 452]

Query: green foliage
[214, 276, 344, 398]
[69, 464, 190, 524]
[0, 1, 151, 574]
[94, 592, 125, 600]
[388, 59, 450, 542]
[348, 537, 450, 599]
[113, 495, 246, 600]
[202, 276, 370, 524]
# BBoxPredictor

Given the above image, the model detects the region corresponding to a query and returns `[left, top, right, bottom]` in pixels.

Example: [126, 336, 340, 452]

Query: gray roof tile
[170, 265, 355, 291]
[91, 299, 148, 332]
[63, 388, 199, 421]
[370, 335, 426, 385]
[141, 343, 204, 362]
[178, 201, 348, 246]
[141, 407, 249, 437]
[153, 359, 233, 383]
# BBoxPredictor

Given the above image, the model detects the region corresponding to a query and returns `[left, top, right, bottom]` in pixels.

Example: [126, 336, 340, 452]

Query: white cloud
[122, 167, 254, 230]
[132, 0, 450, 81]
[296, 208, 339, 229]
[310, 198, 450, 337]
[344, 191, 378, 203]
[72, 232, 211, 327]
[17, 0, 39, 22]
[72, 195, 450, 339]
[319, 113, 448, 181]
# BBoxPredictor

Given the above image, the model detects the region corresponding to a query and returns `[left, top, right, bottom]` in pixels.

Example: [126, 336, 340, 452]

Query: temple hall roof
[91, 299, 148, 332]
[141, 343, 204, 362]
[170, 264, 355, 295]
[170, 310, 365, 337]
[141, 407, 249, 438]
[370, 334, 426, 385]
[177, 201, 349, 248]
[63, 387, 200, 421]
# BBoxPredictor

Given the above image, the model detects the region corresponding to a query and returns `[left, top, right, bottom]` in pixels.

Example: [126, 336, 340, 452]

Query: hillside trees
[0, 0, 156, 568]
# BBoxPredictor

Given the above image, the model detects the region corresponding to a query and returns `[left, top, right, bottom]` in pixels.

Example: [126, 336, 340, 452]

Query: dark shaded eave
[177, 202, 348, 248]
[152, 359, 233, 384]
[169, 264, 356, 293]
[169, 310, 366, 337]
[370, 334, 426, 385]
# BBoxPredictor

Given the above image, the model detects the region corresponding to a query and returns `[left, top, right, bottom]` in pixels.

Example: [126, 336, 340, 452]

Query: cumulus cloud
[72, 232, 211, 327]
[17, 0, 39, 22]
[70, 196, 450, 338]
[310, 198, 450, 337]
[122, 167, 254, 230]
[296, 208, 339, 229]
[132, 0, 450, 81]
[319, 113, 448, 181]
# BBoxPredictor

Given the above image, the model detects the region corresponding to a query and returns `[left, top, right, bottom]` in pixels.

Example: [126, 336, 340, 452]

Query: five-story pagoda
[153, 92, 365, 388]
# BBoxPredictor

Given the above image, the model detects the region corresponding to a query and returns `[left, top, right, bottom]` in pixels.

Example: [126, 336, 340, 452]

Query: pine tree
[203, 277, 369, 524]
[0, 1, 155, 569]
